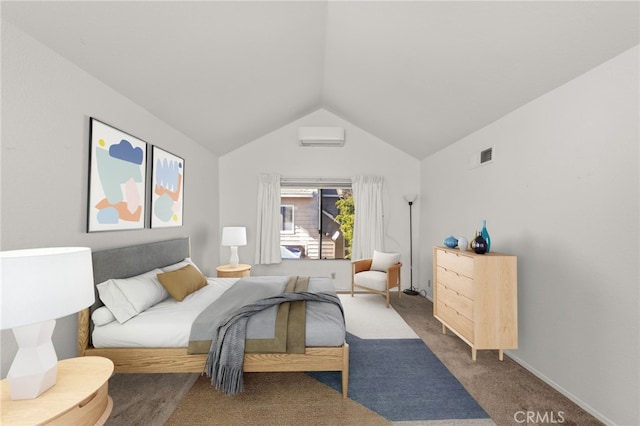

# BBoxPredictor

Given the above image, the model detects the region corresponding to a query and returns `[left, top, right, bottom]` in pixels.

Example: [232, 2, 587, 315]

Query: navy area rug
[308, 333, 489, 422]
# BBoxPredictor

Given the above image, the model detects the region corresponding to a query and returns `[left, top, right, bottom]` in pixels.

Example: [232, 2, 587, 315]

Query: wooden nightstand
[216, 264, 251, 278]
[1, 356, 114, 425]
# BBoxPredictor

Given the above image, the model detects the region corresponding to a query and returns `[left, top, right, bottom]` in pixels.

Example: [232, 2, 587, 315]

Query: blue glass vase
[481, 220, 491, 253]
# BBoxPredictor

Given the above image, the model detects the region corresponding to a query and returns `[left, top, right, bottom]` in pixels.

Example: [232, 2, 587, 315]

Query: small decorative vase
[443, 236, 458, 248]
[472, 233, 487, 254]
[481, 220, 491, 253]
[457, 237, 468, 251]
[471, 230, 478, 250]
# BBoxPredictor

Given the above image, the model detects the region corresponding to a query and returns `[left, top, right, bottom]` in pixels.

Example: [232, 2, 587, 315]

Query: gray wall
[1, 23, 219, 377]
[419, 46, 639, 426]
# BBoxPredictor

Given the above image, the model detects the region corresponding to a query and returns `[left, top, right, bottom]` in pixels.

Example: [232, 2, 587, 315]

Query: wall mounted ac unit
[298, 127, 345, 147]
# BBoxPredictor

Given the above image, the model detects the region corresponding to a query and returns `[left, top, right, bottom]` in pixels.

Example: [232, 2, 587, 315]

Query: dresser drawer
[435, 300, 474, 343]
[436, 283, 472, 321]
[436, 266, 474, 300]
[436, 249, 474, 278]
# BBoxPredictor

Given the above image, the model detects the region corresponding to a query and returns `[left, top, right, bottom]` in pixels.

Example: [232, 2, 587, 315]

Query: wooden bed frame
[77, 238, 349, 398]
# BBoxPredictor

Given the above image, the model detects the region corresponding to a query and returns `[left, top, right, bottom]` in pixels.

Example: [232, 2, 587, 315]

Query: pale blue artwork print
[151, 146, 184, 228]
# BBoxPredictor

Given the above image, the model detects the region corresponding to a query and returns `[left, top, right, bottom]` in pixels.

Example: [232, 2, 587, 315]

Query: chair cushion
[354, 270, 388, 291]
[371, 250, 401, 272]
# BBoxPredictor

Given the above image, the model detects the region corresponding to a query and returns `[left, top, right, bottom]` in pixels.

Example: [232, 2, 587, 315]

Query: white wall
[1, 22, 220, 377]
[219, 109, 420, 291]
[419, 46, 639, 426]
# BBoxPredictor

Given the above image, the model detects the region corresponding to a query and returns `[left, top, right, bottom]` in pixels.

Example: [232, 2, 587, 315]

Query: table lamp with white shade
[0, 247, 95, 400]
[221, 227, 247, 267]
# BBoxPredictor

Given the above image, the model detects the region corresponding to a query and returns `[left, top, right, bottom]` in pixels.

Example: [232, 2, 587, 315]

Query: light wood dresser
[433, 246, 517, 361]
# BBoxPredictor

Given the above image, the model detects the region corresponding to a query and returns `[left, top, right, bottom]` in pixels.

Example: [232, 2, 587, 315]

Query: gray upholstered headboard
[90, 237, 191, 312]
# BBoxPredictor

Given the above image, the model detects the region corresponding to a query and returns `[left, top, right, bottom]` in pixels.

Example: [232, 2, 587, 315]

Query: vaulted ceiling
[3, 1, 638, 159]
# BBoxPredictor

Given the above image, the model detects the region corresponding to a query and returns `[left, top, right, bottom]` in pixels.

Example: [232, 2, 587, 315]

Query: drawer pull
[79, 391, 98, 408]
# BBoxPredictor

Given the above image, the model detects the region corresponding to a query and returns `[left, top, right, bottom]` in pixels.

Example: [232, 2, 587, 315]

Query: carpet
[308, 333, 489, 422]
[107, 373, 199, 425]
[166, 372, 389, 426]
[304, 294, 490, 423]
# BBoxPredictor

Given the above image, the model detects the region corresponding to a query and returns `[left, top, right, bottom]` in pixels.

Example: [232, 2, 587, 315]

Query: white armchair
[351, 250, 402, 308]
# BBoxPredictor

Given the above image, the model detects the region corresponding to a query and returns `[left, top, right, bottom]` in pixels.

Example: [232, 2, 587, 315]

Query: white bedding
[92, 276, 345, 348]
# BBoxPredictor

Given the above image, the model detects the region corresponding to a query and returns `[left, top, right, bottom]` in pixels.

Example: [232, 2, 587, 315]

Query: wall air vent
[469, 146, 495, 169]
[298, 127, 345, 147]
[480, 147, 493, 164]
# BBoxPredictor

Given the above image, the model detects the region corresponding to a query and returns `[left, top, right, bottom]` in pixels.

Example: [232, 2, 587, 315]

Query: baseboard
[506, 352, 616, 425]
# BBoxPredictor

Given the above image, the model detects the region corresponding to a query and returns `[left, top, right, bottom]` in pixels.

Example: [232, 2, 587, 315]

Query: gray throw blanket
[205, 291, 344, 396]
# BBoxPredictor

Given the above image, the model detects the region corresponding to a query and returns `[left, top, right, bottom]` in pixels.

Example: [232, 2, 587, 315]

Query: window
[280, 179, 353, 260]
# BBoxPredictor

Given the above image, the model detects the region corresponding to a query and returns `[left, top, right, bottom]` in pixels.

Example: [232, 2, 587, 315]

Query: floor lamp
[403, 194, 419, 296]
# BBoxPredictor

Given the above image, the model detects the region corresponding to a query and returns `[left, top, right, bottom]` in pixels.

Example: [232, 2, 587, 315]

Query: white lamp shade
[404, 194, 418, 203]
[1, 247, 95, 330]
[221, 227, 247, 247]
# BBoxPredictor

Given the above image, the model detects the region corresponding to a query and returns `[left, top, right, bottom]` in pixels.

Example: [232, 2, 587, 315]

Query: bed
[77, 238, 349, 397]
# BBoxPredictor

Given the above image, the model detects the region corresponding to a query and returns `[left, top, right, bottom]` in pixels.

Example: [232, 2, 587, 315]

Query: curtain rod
[280, 177, 352, 188]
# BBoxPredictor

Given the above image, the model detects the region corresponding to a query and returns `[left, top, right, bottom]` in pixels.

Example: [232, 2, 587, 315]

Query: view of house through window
[280, 185, 353, 260]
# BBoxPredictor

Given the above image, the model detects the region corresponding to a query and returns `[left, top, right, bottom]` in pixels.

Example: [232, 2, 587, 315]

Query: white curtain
[351, 175, 384, 260]
[255, 173, 282, 264]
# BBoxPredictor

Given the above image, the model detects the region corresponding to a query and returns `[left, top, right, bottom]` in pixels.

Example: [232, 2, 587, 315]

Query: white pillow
[97, 268, 168, 323]
[161, 257, 203, 274]
[97, 280, 136, 323]
[370, 250, 401, 272]
[92, 306, 116, 327]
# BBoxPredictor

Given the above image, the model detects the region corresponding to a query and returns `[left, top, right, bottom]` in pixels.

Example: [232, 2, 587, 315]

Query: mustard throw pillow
[157, 264, 207, 301]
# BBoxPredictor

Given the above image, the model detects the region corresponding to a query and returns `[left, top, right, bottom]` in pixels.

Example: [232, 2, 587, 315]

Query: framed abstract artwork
[151, 146, 184, 228]
[88, 118, 147, 232]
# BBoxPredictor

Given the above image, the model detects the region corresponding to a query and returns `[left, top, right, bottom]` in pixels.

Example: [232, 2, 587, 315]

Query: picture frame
[151, 146, 184, 228]
[88, 118, 147, 232]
